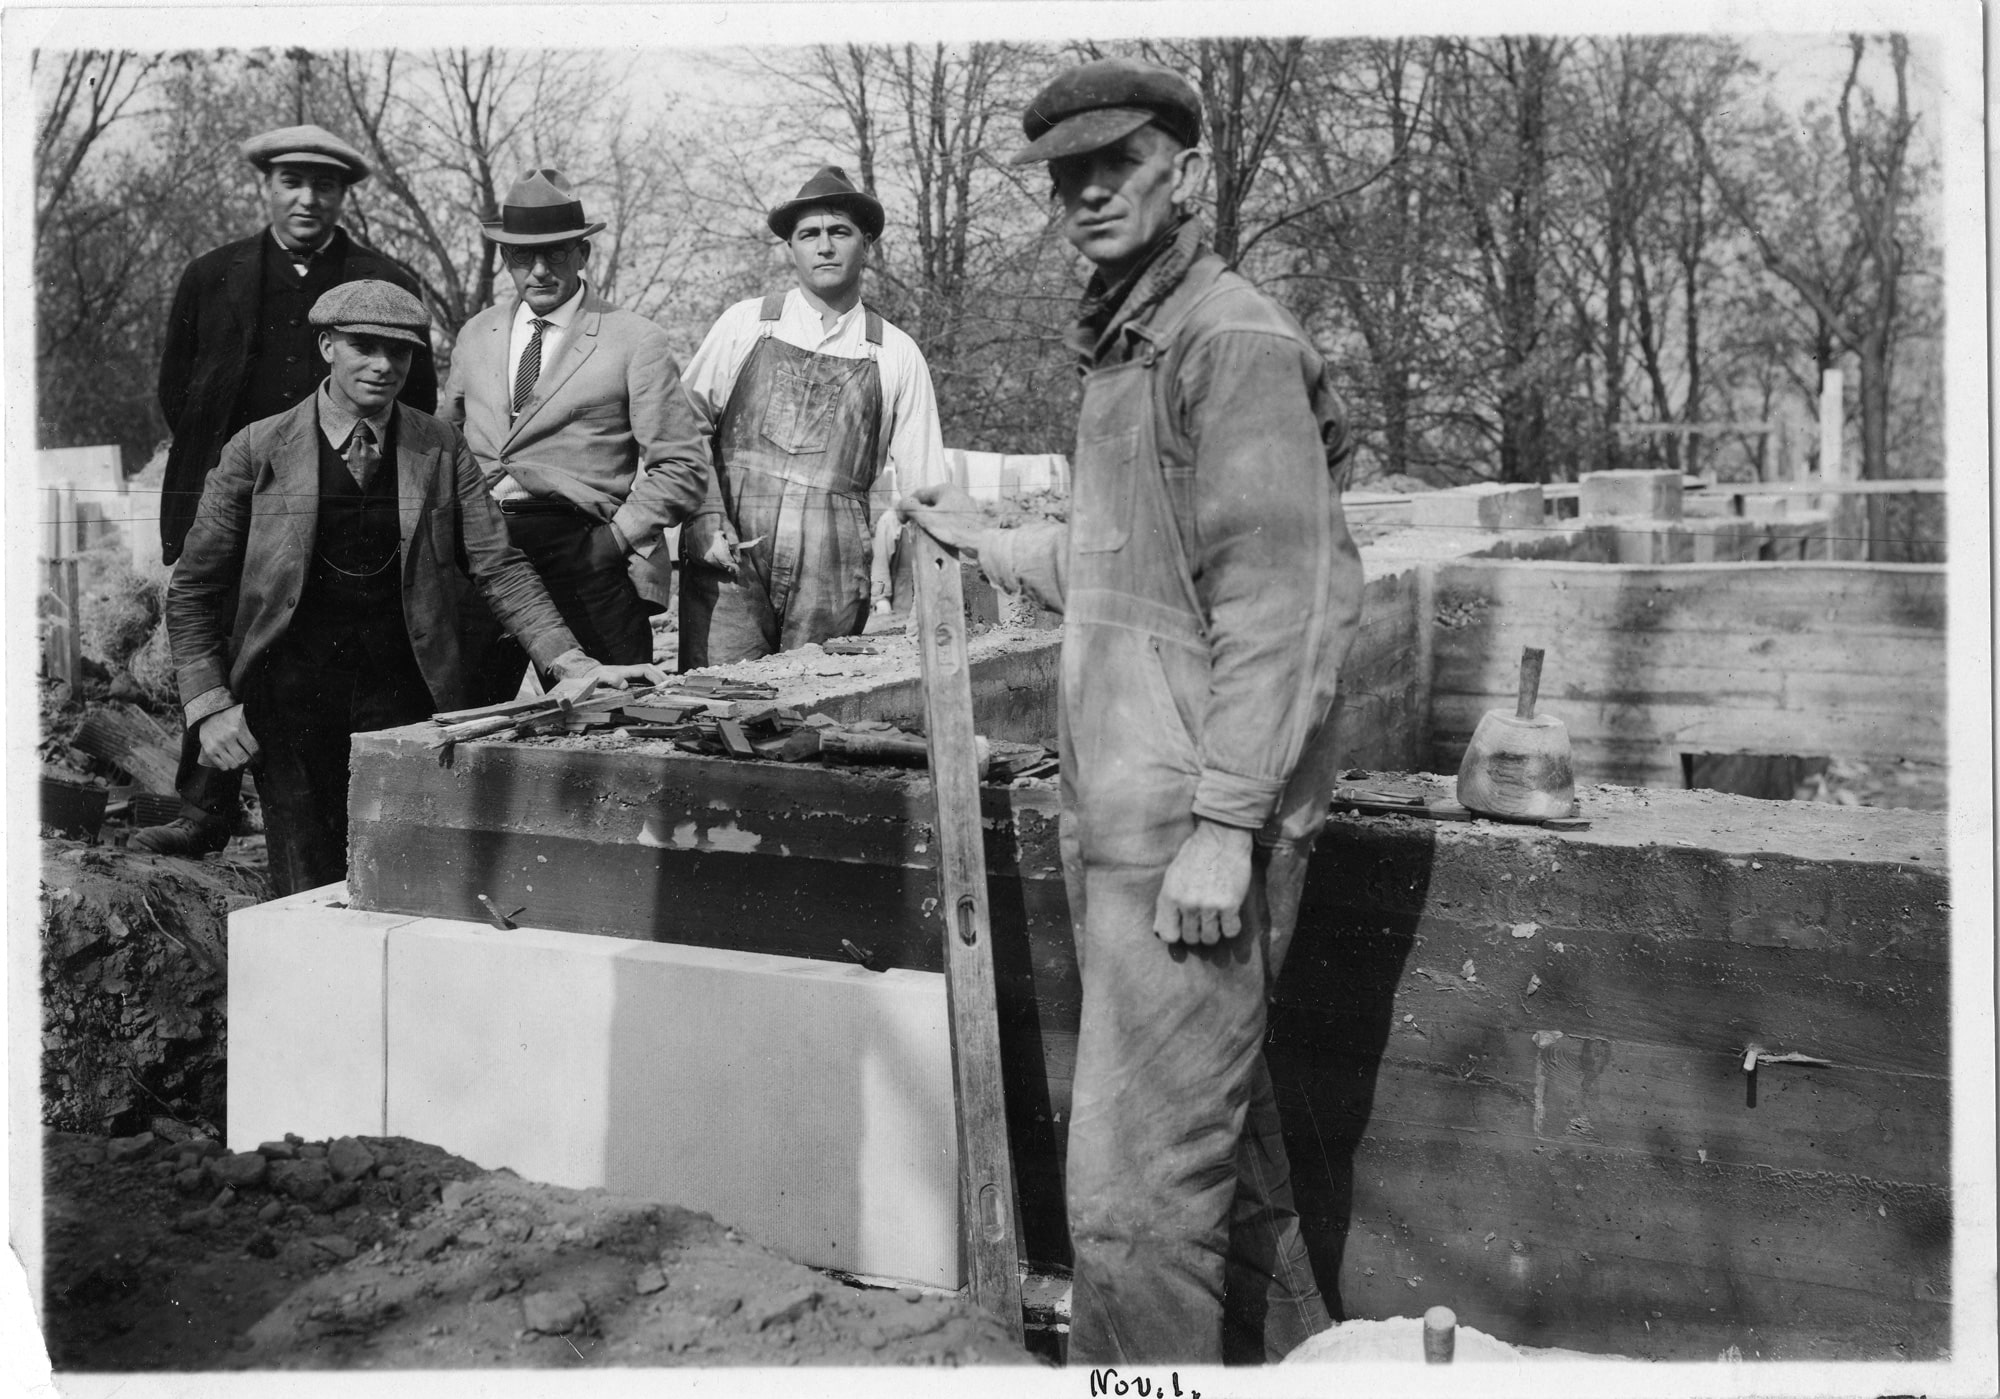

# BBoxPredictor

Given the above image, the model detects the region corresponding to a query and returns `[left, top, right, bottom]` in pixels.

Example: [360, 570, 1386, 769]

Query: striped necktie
[345, 422, 380, 490]
[512, 318, 551, 416]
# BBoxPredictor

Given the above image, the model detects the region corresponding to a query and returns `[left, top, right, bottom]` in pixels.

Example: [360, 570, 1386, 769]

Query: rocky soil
[41, 1129, 1039, 1371]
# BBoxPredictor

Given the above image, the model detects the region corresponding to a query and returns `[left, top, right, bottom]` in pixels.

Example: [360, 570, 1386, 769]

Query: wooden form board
[1427, 561, 1947, 785]
[907, 525, 1025, 1340]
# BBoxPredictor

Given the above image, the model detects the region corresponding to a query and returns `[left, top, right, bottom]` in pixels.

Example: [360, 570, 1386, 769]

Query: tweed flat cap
[1011, 58, 1202, 165]
[308, 280, 431, 347]
[481, 169, 607, 246]
[767, 165, 885, 241]
[241, 123, 371, 183]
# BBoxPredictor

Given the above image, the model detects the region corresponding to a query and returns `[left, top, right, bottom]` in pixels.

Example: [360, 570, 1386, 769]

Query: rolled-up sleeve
[1181, 330, 1347, 829]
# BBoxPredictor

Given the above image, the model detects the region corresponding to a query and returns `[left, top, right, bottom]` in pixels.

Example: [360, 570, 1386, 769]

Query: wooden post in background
[42, 485, 82, 688]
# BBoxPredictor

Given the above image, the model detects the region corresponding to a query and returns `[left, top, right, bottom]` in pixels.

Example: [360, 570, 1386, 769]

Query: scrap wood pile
[428, 675, 1058, 783]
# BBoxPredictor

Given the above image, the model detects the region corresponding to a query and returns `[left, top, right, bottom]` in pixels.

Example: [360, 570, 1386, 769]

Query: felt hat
[308, 280, 431, 348]
[1011, 58, 1203, 166]
[481, 169, 607, 246]
[240, 123, 371, 183]
[767, 165, 885, 241]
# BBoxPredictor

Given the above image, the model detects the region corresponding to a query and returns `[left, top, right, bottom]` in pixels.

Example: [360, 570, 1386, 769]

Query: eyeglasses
[501, 242, 582, 270]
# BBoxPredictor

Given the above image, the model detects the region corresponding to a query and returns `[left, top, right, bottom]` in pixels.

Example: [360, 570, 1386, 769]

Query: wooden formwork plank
[908, 524, 1024, 1340]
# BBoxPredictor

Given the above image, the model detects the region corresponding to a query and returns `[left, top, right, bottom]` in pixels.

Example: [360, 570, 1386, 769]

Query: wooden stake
[908, 522, 1024, 1343]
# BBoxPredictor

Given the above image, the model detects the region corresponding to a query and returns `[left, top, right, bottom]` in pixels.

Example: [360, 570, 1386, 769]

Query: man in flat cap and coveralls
[677, 165, 946, 668]
[166, 281, 657, 898]
[442, 169, 710, 701]
[135, 123, 437, 857]
[901, 59, 1364, 1365]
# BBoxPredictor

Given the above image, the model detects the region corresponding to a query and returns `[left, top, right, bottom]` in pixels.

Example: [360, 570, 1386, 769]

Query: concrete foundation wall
[1426, 560, 1947, 787]
[346, 733, 1951, 1360]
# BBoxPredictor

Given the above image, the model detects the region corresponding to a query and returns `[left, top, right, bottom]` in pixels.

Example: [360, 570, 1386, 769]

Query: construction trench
[230, 469, 1949, 1363]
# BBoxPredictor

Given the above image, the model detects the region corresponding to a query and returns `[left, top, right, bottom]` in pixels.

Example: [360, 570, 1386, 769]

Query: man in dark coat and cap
[676, 165, 947, 668]
[135, 122, 438, 857]
[901, 58, 1364, 1367]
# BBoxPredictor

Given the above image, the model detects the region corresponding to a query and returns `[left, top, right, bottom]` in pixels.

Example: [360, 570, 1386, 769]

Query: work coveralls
[977, 249, 1365, 1364]
[679, 295, 885, 668]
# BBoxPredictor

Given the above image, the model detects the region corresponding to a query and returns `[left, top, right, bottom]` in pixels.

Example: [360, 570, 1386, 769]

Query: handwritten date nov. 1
[1089, 1370, 1199, 1399]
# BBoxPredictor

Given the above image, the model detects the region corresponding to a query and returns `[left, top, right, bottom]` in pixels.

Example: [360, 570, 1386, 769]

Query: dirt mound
[41, 1130, 1039, 1371]
[40, 838, 266, 1136]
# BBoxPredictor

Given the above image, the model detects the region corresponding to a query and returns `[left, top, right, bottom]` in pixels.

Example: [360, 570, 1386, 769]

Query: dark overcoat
[157, 227, 438, 563]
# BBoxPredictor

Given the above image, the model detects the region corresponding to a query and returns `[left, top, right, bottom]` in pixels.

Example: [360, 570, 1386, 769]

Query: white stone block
[1409, 482, 1544, 531]
[383, 920, 959, 1287]
[1580, 468, 1683, 520]
[227, 883, 408, 1151]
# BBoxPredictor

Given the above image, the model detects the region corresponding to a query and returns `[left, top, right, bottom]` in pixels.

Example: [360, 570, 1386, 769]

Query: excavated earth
[40, 1129, 1037, 1370]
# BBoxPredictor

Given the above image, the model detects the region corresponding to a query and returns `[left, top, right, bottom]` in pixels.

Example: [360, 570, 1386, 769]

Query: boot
[129, 813, 231, 857]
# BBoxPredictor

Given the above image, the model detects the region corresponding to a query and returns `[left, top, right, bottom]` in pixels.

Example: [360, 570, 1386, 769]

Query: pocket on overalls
[757, 361, 843, 456]
[1072, 427, 1137, 554]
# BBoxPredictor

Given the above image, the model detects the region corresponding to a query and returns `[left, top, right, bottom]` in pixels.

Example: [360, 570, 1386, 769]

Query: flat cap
[241, 123, 371, 183]
[308, 280, 431, 348]
[1011, 58, 1202, 166]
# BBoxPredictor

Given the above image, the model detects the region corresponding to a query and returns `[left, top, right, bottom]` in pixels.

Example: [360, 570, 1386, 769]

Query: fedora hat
[766, 165, 885, 241]
[480, 169, 606, 246]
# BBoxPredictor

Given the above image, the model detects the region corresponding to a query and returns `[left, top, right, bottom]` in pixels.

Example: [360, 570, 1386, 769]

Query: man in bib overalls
[901, 60, 1365, 1366]
[678, 165, 946, 668]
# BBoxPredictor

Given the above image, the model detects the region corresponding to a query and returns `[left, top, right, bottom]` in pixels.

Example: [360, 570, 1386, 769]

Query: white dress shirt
[491, 279, 589, 502]
[680, 287, 948, 507]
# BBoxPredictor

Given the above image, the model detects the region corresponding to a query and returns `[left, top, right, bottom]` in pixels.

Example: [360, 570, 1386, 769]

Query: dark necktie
[346, 421, 380, 490]
[512, 318, 551, 415]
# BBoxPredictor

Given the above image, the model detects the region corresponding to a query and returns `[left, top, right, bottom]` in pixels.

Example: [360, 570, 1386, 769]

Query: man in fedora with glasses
[443, 168, 709, 700]
[677, 164, 946, 668]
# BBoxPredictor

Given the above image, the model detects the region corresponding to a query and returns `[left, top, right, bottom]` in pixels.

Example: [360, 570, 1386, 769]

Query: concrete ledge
[228, 902, 960, 1287]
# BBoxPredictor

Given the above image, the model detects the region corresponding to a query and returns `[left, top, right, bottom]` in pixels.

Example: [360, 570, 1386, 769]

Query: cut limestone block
[382, 918, 959, 1287]
[1409, 482, 1544, 531]
[227, 884, 411, 1151]
[1580, 468, 1683, 520]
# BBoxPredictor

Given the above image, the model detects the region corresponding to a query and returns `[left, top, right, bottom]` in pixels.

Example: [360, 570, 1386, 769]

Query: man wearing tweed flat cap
[902, 55, 1362, 1365]
[676, 164, 946, 668]
[136, 121, 438, 860]
[443, 168, 709, 702]
[165, 281, 659, 897]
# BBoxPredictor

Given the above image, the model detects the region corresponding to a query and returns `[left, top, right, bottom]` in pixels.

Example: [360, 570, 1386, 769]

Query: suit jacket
[157, 227, 439, 564]
[440, 289, 707, 547]
[166, 398, 580, 722]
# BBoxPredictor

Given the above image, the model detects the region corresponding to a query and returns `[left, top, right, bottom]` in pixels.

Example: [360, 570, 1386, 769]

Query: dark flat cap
[768, 165, 885, 241]
[481, 168, 607, 246]
[1011, 58, 1202, 165]
[309, 280, 431, 347]
[241, 124, 371, 183]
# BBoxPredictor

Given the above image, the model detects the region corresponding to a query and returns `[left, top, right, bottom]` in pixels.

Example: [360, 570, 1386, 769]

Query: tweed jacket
[166, 398, 581, 724]
[157, 226, 438, 564]
[439, 288, 708, 548]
